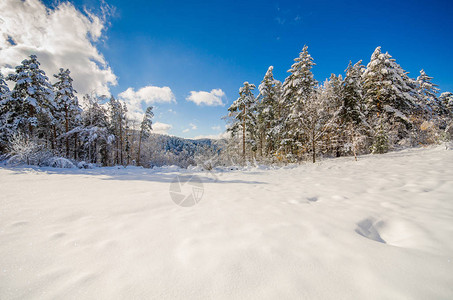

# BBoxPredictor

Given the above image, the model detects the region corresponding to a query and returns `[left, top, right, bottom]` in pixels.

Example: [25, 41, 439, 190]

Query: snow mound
[45, 157, 75, 168]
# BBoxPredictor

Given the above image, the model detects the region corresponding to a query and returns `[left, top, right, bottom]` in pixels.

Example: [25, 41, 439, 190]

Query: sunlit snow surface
[1, 146, 452, 299]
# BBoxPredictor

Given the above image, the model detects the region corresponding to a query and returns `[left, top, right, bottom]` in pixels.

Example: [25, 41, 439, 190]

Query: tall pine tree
[137, 106, 153, 166]
[257, 66, 281, 157]
[362, 47, 417, 151]
[282, 45, 317, 159]
[227, 82, 256, 161]
[0, 72, 12, 150]
[6, 55, 55, 140]
[53, 68, 81, 157]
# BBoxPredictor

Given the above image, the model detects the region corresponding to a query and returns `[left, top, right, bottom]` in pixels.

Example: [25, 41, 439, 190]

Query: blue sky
[9, 0, 453, 138]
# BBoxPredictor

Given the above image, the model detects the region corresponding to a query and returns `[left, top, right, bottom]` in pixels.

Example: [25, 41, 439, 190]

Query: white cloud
[119, 86, 175, 104]
[182, 128, 190, 133]
[153, 122, 172, 135]
[0, 0, 117, 96]
[211, 125, 221, 131]
[118, 85, 176, 121]
[186, 89, 226, 106]
[192, 131, 229, 140]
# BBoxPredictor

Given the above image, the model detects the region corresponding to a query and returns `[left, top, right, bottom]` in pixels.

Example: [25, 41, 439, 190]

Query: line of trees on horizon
[225, 46, 453, 163]
[1, 48, 453, 169]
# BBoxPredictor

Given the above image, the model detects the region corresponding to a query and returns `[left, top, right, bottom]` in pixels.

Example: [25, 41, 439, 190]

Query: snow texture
[0, 146, 452, 299]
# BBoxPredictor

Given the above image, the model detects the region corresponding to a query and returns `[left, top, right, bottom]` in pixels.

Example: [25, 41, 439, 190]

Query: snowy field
[1, 146, 453, 299]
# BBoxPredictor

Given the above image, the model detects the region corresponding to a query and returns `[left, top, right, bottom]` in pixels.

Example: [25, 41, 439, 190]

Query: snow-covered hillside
[0, 146, 452, 299]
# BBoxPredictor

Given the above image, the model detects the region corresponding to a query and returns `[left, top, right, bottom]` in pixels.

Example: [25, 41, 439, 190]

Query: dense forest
[1, 46, 452, 168]
[225, 46, 453, 163]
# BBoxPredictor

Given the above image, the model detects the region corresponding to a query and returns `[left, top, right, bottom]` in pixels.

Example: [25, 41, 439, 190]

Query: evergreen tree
[439, 92, 453, 114]
[438, 91, 453, 135]
[53, 68, 81, 157]
[108, 96, 127, 165]
[320, 74, 344, 155]
[6, 55, 55, 140]
[227, 82, 256, 161]
[282, 45, 317, 159]
[257, 66, 281, 157]
[0, 72, 12, 150]
[137, 106, 153, 166]
[340, 61, 370, 155]
[80, 94, 111, 164]
[416, 69, 440, 113]
[362, 47, 418, 150]
[371, 116, 389, 154]
[123, 103, 132, 165]
[341, 61, 365, 124]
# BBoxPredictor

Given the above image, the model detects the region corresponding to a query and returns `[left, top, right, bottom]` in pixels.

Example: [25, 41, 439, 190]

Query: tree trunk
[242, 115, 246, 161]
[74, 133, 78, 160]
[119, 116, 123, 165]
[137, 131, 142, 166]
[259, 131, 263, 158]
[65, 106, 69, 157]
[312, 129, 316, 163]
[52, 125, 57, 150]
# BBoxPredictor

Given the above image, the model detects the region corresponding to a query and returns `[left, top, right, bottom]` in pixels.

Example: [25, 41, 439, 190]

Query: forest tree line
[0, 55, 157, 167]
[225, 46, 453, 163]
[1, 47, 453, 169]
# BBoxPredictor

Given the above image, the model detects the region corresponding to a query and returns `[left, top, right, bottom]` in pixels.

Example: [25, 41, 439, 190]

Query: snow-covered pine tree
[0, 72, 12, 151]
[371, 115, 389, 154]
[122, 102, 132, 165]
[271, 80, 284, 155]
[80, 94, 112, 165]
[409, 69, 442, 145]
[53, 68, 82, 157]
[439, 92, 453, 115]
[362, 47, 418, 151]
[439, 92, 453, 141]
[257, 66, 281, 158]
[282, 45, 317, 159]
[227, 82, 256, 161]
[6, 55, 55, 142]
[416, 69, 440, 114]
[341, 61, 365, 125]
[440, 92, 453, 143]
[137, 106, 153, 166]
[108, 96, 127, 165]
[340, 60, 370, 155]
[320, 74, 343, 156]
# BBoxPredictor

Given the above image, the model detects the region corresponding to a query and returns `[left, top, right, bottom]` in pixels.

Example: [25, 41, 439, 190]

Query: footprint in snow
[355, 218, 386, 244]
